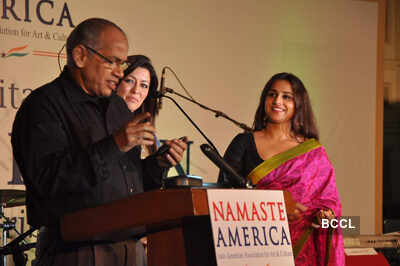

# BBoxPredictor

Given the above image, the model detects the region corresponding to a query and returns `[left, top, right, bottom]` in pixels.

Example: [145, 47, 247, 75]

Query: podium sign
[207, 189, 295, 266]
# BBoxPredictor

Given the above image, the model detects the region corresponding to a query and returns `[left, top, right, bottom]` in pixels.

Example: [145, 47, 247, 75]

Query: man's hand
[114, 113, 156, 152]
[156, 137, 188, 168]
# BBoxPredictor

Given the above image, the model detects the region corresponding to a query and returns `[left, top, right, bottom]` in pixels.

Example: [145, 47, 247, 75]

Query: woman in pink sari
[218, 72, 344, 266]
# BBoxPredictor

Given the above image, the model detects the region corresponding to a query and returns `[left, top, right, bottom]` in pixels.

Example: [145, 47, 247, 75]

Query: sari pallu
[248, 139, 345, 266]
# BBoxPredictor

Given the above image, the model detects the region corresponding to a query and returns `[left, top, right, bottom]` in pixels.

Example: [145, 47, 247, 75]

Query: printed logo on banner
[1, 45, 29, 58]
[1, 0, 75, 27]
[1, 45, 67, 59]
[207, 189, 295, 266]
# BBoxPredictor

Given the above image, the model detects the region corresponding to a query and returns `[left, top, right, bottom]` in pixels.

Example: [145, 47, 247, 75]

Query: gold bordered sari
[248, 139, 344, 266]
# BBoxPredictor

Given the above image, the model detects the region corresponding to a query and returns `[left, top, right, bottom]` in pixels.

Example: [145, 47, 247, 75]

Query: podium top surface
[61, 188, 210, 242]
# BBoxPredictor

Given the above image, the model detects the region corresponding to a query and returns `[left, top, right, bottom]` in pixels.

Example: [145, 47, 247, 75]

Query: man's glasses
[83, 44, 130, 71]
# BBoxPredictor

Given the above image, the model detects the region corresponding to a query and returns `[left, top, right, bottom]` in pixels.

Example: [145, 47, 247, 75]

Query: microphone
[151, 67, 166, 108]
[151, 66, 252, 132]
[200, 144, 253, 189]
[159, 67, 166, 95]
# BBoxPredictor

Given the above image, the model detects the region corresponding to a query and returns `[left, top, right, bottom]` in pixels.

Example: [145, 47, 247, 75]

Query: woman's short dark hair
[66, 18, 126, 67]
[252, 72, 319, 140]
[122, 55, 159, 121]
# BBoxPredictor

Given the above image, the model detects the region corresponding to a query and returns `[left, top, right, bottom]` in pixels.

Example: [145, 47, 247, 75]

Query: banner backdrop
[1, 1, 77, 264]
[1, 1, 379, 264]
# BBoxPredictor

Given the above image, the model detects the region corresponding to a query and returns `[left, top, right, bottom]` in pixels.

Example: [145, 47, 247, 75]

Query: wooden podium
[61, 188, 216, 266]
[61, 188, 294, 266]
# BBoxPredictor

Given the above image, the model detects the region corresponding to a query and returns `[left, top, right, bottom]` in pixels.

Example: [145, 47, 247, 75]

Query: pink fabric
[256, 146, 345, 266]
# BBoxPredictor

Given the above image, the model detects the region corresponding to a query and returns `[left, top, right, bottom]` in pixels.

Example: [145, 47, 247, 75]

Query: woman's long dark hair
[122, 55, 159, 122]
[252, 72, 319, 140]
[122, 55, 159, 153]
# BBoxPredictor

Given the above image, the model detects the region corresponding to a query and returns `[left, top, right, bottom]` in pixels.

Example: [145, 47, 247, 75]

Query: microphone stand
[155, 90, 251, 188]
[157, 94, 231, 188]
[161, 94, 220, 154]
[164, 88, 252, 133]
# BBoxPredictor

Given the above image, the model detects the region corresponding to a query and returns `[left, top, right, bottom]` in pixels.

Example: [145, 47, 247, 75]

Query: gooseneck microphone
[155, 67, 167, 110]
[159, 67, 166, 95]
[200, 144, 253, 189]
[151, 68, 220, 151]
[152, 67, 253, 189]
